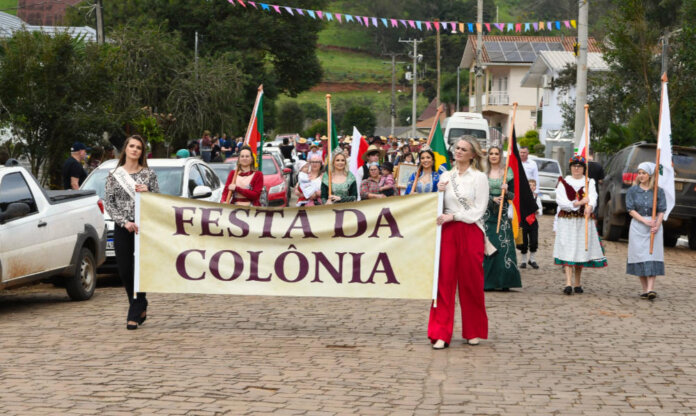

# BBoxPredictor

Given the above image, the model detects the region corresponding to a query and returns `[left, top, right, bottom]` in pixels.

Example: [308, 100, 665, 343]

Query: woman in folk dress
[553, 155, 607, 295]
[626, 162, 666, 300]
[221, 146, 264, 206]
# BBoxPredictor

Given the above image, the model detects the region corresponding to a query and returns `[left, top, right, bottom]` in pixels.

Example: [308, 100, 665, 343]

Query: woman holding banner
[104, 135, 160, 330]
[553, 155, 607, 295]
[221, 146, 264, 206]
[482, 146, 521, 291]
[321, 151, 358, 204]
[430, 136, 489, 349]
[405, 148, 447, 194]
[626, 162, 666, 300]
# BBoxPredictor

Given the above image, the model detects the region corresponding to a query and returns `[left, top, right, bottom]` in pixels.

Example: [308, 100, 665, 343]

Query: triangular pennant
[390, 18, 398, 27]
[495, 23, 504, 31]
[435, 21, 440, 31]
[248, 1, 257, 8]
[571, 20, 577, 28]
[425, 21, 432, 30]
[468, 23, 474, 32]
[459, 22, 464, 32]
[237, 0, 246, 7]
[408, 20, 416, 29]
[260, 3, 270, 11]
[556, 21, 561, 29]
[475, 23, 481, 33]
[485, 23, 491, 32]
[417, 20, 423, 30]
[316, 10, 323, 19]
[440, 22, 447, 30]
[296, 8, 304, 16]
[272, 5, 281, 13]
[363, 16, 369, 26]
[346, 14, 353, 23]
[382, 18, 388, 27]
[547, 21, 552, 30]
[326, 12, 333, 21]
[307, 9, 316, 19]
[399, 19, 408, 27]
[284, 6, 293, 15]
[564, 20, 571, 28]
[335, 13, 341, 23]
[516, 23, 522, 32]
[538, 22, 543, 30]
[450, 22, 457, 32]
[507, 23, 513, 31]
[229, 0, 235, 6]
[372, 17, 378, 27]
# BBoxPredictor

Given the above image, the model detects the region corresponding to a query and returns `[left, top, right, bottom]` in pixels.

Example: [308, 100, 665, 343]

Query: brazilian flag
[430, 120, 450, 171]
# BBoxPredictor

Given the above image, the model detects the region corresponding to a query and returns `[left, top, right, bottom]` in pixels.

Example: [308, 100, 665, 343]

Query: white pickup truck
[0, 166, 106, 300]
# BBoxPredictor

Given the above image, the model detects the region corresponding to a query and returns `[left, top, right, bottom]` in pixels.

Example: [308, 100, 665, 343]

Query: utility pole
[194, 31, 199, 80]
[474, 0, 484, 113]
[456, 66, 461, 112]
[400, 38, 423, 138]
[661, 32, 669, 76]
[382, 53, 403, 137]
[436, 24, 441, 108]
[95, 0, 104, 45]
[573, 0, 589, 146]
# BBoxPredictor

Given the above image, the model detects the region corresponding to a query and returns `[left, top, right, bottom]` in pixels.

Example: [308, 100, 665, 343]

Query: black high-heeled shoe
[126, 322, 138, 330]
[138, 313, 147, 325]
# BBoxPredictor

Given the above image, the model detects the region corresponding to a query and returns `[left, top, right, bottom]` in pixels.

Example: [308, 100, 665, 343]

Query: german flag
[508, 128, 538, 241]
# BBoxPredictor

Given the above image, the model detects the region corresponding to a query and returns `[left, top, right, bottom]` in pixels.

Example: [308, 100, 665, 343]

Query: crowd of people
[85, 131, 667, 344]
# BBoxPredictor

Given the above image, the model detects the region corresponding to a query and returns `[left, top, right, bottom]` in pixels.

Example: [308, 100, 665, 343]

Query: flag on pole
[245, 90, 264, 169]
[508, 128, 539, 240]
[349, 127, 369, 200]
[577, 117, 589, 158]
[429, 120, 450, 171]
[658, 81, 675, 220]
[323, 116, 339, 164]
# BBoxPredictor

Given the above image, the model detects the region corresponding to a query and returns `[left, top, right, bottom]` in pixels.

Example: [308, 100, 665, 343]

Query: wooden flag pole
[226, 84, 263, 204]
[410, 104, 445, 194]
[496, 102, 518, 232]
[584, 104, 590, 251]
[650, 73, 668, 254]
[327, 94, 333, 197]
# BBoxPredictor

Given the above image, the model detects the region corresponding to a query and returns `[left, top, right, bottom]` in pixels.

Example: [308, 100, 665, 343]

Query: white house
[0, 11, 97, 41]
[521, 51, 609, 141]
[460, 35, 601, 142]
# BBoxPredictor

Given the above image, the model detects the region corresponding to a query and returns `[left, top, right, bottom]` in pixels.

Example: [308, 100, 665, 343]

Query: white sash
[112, 166, 137, 201]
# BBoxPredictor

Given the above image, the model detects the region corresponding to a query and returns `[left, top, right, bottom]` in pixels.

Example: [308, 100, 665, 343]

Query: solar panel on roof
[547, 43, 564, 51]
[517, 42, 534, 53]
[500, 42, 517, 52]
[520, 52, 537, 62]
[504, 51, 523, 62]
[532, 43, 549, 52]
[484, 41, 502, 52]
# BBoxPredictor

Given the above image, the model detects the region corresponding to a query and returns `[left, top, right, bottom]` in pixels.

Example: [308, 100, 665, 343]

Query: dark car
[597, 142, 696, 248]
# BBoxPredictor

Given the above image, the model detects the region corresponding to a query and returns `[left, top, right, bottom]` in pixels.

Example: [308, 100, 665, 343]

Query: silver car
[529, 156, 562, 210]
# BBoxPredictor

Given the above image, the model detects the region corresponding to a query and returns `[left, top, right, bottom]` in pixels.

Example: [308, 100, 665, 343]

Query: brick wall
[17, 0, 83, 26]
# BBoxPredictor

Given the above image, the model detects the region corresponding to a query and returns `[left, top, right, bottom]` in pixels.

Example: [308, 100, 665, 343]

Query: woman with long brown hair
[220, 146, 264, 206]
[405, 148, 447, 194]
[104, 135, 160, 330]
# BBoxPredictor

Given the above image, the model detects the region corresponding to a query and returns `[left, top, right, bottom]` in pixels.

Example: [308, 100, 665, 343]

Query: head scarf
[637, 161, 656, 176]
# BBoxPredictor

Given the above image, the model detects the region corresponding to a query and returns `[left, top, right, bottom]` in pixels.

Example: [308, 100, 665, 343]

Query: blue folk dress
[626, 185, 666, 276]
[404, 165, 447, 194]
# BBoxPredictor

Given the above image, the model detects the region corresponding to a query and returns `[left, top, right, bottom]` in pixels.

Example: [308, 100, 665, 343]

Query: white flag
[349, 126, 365, 200]
[658, 81, 675, 220]
[577, 116, 589, 158]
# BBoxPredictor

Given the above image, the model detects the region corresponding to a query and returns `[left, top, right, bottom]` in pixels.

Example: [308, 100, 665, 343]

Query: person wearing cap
[62, 142, 88, 190]
[626, 162, 666, 300]
[307, 142, 323, 161]
[553, 155, 607, 296]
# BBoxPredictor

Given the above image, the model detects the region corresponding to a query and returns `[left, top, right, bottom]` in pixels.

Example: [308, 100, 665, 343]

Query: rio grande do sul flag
[245, 88, 264, 168]
[658, 78, 675, 220]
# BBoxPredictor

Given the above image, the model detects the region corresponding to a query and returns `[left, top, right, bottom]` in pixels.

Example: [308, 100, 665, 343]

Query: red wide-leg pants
[428, 221, 488, 344]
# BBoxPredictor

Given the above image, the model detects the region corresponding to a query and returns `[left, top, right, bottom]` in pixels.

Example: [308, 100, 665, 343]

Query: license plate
[106, 239, 114, 250]
[675, 182, 684, 192]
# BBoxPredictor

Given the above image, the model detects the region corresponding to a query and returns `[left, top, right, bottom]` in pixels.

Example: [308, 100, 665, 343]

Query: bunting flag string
[230, 0, 576, 33]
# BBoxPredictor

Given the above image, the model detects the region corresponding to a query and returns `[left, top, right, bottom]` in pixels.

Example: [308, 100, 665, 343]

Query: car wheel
[689, 225, 696, 250]
[65, 247, 97, 301]
[663, 231, 679, 248]
[601, 201, 622, 241]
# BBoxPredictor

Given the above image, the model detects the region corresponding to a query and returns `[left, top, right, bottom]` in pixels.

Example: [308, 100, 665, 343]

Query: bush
[341, 105, 376, 136]
[303, 120, 327, 138]
[276, 101, 305, 134]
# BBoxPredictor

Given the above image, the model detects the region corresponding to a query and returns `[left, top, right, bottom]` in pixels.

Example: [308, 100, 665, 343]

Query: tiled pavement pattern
[2, 216, 696, 415]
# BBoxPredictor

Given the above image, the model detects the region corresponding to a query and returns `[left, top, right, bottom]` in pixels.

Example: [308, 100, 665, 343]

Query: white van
[442, 112, 490, 150]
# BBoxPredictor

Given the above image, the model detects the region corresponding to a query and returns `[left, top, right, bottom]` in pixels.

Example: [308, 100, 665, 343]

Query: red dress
[220, 170, 263, 206]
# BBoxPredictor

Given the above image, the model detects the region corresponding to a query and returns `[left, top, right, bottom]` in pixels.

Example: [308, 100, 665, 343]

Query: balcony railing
[488, 91, 510, 105]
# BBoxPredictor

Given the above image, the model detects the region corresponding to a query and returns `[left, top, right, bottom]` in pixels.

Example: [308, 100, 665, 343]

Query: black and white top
[104, 167, 159, 227]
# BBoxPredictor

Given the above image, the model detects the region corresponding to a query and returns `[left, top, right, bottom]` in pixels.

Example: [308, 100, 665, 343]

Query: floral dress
[482, 170, 521, 290]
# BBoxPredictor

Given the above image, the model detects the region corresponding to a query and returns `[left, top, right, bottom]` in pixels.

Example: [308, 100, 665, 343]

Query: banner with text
[135, 192, 437, 299]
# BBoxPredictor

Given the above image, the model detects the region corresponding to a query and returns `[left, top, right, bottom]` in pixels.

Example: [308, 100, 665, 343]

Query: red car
[217, 155, 291, 207]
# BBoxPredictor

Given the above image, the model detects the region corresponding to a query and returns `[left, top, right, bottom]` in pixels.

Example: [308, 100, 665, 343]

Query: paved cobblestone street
[2, 216, 696, 415]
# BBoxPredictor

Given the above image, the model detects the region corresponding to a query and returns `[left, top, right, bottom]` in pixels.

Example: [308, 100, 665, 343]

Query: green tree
[303, 120, 327, 138]
[300, 102, 324, 121]
[0, 31, 114, 186]
[341, 105, 376, 136]
[276, 101, 305, 134]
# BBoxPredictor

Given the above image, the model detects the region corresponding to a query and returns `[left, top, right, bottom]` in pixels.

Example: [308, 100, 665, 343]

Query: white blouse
[441, 167, 489, 232]
[555, 175, 597, 212]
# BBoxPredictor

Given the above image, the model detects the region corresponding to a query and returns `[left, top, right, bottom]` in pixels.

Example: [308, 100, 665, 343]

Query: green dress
[483, 170, 522, 290]
[321, 171, 358, 204]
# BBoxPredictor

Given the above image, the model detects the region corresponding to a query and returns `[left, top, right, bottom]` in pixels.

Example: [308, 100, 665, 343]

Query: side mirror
[191, 185, 213, 199]
[0, 202, 31, 223]
[282, 168, 292, 174]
